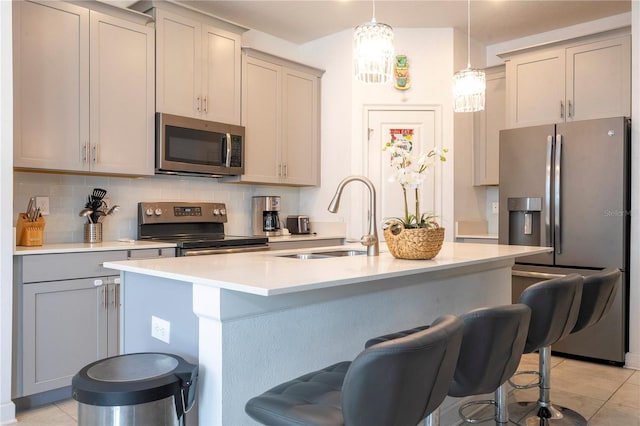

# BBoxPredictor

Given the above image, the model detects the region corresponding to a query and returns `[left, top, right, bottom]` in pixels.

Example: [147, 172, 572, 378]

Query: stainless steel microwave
[156, 113, 245, 177]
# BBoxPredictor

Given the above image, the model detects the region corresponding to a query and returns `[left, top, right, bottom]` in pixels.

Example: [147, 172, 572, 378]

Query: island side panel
[193, 259, 514, 426]
[120, 272, 200, 425]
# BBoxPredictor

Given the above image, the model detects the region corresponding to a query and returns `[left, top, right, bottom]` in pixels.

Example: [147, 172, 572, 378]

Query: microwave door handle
[225, 133, 232, 168]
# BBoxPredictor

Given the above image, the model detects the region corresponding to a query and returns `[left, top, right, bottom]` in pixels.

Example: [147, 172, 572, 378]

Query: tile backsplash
[14, 172, 301, 244]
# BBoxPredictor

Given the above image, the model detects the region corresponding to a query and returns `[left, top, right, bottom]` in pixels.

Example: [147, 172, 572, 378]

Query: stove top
[149, 235, 268, 249]
[137, 202, 268, 254]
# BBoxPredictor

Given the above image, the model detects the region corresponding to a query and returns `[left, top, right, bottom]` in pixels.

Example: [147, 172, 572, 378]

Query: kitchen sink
[277, 249, 367, 259]
[278, 253, 332, 260]
[315, 249, 367, 257]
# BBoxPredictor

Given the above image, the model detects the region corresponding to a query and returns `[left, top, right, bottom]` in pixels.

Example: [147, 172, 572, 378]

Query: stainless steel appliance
[156, 113, 245, 177]
[287, 215, 310, 234]
[499, 116, 630, 364]
[252, 196, 282, 236]
[137, 202, 268, 256]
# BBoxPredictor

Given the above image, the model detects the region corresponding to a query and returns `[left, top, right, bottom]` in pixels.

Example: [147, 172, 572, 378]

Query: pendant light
[353, 0, 395, 84]
[453, 0, 485, 112]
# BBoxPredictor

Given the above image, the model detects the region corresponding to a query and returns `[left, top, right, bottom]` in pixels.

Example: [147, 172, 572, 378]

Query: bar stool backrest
[572, 268, 621, 334]
[448, 304, 531, 397]
[519, 273, 583, 353]
[341, 314, 463, 426]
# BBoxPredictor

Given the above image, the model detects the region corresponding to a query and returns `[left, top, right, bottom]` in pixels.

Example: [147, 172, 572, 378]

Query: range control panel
[138, 202, 228, 224]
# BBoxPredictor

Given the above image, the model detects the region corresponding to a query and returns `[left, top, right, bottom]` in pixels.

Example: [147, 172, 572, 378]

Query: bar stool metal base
[511, 347, 587, 426]
[516, 401, 587, 426]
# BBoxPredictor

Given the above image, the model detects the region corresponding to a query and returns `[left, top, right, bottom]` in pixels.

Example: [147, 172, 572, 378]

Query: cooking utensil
[92, 188, 107, 200]
[79, 208, 94, 224]
[106, 205, 120, 216]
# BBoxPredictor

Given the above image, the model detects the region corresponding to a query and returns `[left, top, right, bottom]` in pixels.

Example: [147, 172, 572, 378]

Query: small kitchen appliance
[287, 215, 310, 234]
[156, 113, 245, 177]
[137, 202, 268, 256]
[252, 196, 282, 236]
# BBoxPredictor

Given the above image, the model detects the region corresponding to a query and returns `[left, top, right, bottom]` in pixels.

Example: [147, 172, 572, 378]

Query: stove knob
[213, 208, 220, 216]
[219, 208, 227, 216]
[155, 208, 163, 216]
[145, 208, 154, 216]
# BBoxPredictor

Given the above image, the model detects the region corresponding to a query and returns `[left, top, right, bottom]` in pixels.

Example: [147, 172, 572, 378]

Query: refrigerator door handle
[545, 136, 553, 247]
[555, 134, 562, 254]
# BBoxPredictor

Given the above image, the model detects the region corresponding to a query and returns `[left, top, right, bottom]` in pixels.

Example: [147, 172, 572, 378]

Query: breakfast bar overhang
[104, 242, 551, 426]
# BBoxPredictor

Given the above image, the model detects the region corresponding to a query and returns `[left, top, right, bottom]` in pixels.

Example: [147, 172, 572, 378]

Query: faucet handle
[360, 234, 377, 247]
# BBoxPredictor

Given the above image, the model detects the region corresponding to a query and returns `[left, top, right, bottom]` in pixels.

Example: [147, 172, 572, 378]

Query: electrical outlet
[151, 315, 171, 344]
[491, 202, 499, 214]
[35, 196, 50, 215]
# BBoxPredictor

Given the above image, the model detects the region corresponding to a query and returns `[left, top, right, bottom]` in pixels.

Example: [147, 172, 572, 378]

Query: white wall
[0, 1, 16, 423]
[294, 28, 456, 238]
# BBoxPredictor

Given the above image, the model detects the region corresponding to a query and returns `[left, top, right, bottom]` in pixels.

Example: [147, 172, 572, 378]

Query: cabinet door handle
[560, 101, 564, 119]
[568, 100, 573, 118]
[203, 96, 208, 113]
[196, 96, 201, 112]
[82, 142, 89, 163]
[92, 144, 98, 163]
[283, 163, 288, 178]
[110, 285, 116, 308]
[103, 286, 108, 309]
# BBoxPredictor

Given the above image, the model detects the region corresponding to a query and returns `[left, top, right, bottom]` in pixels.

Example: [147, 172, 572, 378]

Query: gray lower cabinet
[13, 248, 175, 401]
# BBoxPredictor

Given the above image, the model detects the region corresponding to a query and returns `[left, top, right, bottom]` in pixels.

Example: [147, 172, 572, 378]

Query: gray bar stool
[244, 315, 463, 426]
[509, 273, 583, 426]
[515, 268, 620, 426]
[365, 304, 532, 426]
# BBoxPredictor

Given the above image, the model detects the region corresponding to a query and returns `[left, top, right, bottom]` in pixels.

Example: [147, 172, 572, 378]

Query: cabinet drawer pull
[94, 279, 104, 286]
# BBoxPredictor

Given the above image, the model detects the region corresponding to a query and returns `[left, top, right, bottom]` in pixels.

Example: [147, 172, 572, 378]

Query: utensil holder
[16, 213, 45, 246]
[84, 223, 103, 243]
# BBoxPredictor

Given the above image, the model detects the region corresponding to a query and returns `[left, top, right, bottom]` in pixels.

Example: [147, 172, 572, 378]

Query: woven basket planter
[384, 223, 445, 260]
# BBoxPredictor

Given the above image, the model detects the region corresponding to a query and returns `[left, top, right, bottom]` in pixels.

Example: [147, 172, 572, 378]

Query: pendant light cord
[466, 0, 471, 68]
[371, 0, 377, 23]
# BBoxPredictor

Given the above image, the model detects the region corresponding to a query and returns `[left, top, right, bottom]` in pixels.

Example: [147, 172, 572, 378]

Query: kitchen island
[104, 242, 551, 426]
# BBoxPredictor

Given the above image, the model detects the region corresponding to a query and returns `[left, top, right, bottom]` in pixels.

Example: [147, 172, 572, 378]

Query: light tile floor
[14, 354, 640, 425]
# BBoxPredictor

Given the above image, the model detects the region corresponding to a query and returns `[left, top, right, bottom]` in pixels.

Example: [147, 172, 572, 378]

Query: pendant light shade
[453, 0, 485, 112]
[453, 67, 486, 112]
[353, 1, 394, 84]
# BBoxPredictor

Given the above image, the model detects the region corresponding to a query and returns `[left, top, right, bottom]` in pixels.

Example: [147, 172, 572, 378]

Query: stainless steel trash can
[72, 353, 198, 426]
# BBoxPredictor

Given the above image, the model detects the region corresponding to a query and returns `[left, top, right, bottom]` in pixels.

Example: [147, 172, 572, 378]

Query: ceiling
[161, 0, 631, 45]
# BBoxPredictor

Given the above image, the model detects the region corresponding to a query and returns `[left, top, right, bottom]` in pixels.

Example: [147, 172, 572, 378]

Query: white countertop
[14, 240, 176, 255]
[104, 242, 551, 296]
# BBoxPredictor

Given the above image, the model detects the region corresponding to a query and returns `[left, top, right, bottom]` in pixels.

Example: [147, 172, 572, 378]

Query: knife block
[16, 213, 45, 246]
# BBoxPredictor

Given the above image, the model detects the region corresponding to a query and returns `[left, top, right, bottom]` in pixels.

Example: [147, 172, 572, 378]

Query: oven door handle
[182, 245, 270, 256]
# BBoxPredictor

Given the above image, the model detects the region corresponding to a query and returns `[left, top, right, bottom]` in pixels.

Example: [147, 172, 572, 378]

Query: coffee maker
[252, 196, 282, 236]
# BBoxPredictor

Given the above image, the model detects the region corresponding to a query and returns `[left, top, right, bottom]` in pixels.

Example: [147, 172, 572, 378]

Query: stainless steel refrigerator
[499, 116, 630, 364]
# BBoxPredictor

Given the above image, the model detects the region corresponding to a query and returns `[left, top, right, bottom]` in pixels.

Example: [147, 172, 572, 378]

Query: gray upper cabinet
[503, 32, 630, 128]
[232, 48, 323, 186]
[473, 66, 505, 186]
[13, 0, 155, 176]
[150, 4, 244, 125]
